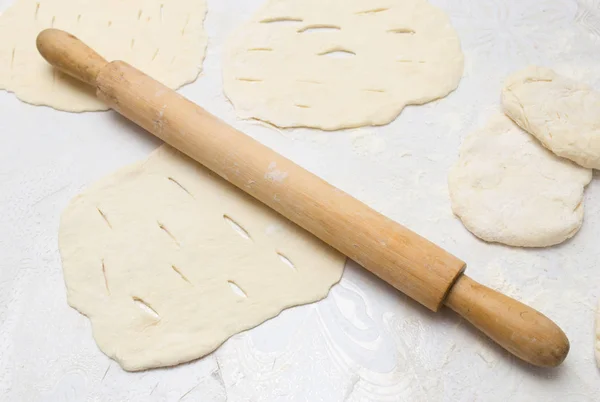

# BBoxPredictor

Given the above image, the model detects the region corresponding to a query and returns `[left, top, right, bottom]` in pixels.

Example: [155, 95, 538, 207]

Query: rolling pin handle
[35, 29, 570, 368]
[444, 275, 569, 367]
[36, 28, 107, 86]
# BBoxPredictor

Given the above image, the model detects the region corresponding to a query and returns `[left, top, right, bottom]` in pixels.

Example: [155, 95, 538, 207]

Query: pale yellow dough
[59, 146, 345, 371]
[503, 66, 600, 169]
[223, 0, 464, 130]
[449, 114, 592, 248]
[0, 0, 207, 111]
[595, 300, 600, 367]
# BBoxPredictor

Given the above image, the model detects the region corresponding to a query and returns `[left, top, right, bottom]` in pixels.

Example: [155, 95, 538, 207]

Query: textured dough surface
[59, 145, 345, 371]
[0, 0, 207, 111]
[223, 0, 464, 130]
[448, 114, 592, 248]
[595, 300, 600, 367]
[503, 66, 600, 169]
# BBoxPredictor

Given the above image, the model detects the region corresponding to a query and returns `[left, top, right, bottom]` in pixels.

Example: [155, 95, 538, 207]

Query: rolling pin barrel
[36, 29, 569, 368]
[97, 60, 466, 310]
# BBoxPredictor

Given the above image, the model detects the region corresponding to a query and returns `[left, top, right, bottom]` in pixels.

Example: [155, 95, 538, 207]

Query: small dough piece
[595, 300, 600, 367]
[503, 66, 600, 169]
[0, 0, 207, 111]
[59, 146, 345, 371]
[448, 114, 592, 248]
[223, 0, 464, 130]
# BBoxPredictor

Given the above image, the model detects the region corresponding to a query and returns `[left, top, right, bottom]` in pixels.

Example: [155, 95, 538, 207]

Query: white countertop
[2, 0, 600, 400]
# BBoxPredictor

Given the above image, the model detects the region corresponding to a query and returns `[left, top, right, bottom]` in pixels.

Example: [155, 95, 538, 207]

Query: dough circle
[503, 66, 600, 169]
[595, 300, 600, 367]
[448, 114, 592, 248]
[0, 0, 208, 111]
[59, 146, 345, 371]
[223, 0, 464, 130]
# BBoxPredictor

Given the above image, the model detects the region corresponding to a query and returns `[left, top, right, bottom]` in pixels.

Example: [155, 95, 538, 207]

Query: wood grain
[36, 29, 107, 86]
[95, 59, 466, 312]
[445, 275, 569, 367]
[36, 29, 570, 367]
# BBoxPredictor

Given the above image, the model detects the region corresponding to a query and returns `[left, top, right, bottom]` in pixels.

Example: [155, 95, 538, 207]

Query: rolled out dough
[595, 300, 600, 367]
[448, 114, 592, 248]
[59, 145, 345, 371]
[0, 0, 207, 111]
[503, 66, 600, 169]
[223, 0, 464, 130]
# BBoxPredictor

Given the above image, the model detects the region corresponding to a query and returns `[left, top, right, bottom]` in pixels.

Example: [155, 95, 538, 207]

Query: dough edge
[58, 146, 345, 371]
[448, 114, 592, 248]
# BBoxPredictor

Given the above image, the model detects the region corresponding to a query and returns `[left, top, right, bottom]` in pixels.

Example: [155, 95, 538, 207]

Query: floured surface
[595, 300, 600, 367]
[449, 114, 592, 247]
[4, 0, 600, 400]
[0, 0, 207, 111]
[58, 145, 344, 371]
[503, 66, 600, 169]
[223, 0, 463, 130]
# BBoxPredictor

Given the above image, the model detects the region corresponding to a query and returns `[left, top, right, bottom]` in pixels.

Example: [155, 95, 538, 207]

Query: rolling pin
[36, 28, 569, 368]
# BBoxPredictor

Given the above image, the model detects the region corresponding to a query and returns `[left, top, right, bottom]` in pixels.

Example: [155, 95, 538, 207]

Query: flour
[503, 66, 600, 169]
[449, 114, 592, 247]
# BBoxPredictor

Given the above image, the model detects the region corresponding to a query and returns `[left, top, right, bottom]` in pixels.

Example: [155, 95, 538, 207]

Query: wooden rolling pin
[37, 28, 569, 368]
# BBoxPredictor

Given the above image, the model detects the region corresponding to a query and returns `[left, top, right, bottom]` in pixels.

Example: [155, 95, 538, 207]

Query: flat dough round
[448, 114, 592, 248]
[223, 0, 464, 130]
[595, 300, 600, 367]
[503, 66, 600, 169]
[59, 145, 345, 371]
[0, 0, 207, 111]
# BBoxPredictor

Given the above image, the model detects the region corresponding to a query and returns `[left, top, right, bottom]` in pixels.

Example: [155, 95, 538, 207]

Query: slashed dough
[223, 0, 464, 130]
[0, 0, 207, 111]
[503, 66, 600, 169]
[59, 145, 345, 371]
[448, 114, 592, 248]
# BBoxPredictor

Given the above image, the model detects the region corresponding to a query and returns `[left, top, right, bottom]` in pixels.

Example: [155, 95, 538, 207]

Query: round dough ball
[223, 0, 464, 130]
[0, 0, 207, 111]
[503, 66, 600, 169]
[448, 114, 592, 248]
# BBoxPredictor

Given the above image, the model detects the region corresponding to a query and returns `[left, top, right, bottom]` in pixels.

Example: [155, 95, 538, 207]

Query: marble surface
[1, 0, 600, 400]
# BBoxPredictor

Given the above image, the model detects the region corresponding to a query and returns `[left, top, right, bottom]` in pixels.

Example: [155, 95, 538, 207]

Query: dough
[59, 146, 345, 371]
[0, 0, 207, 111]
[448, 114, 592, 248]
[503, 66, 600, 169]
[595, 300, 600, 367]
[223, 0, 464, 130]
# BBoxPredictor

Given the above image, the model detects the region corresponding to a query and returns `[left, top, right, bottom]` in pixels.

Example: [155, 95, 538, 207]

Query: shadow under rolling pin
[36, 28, 569, 368]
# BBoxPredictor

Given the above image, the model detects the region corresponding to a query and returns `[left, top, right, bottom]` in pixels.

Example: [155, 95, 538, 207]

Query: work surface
[2, 0, 600, 400]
